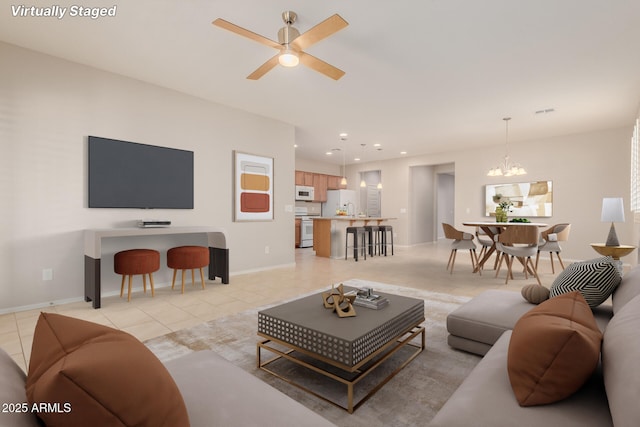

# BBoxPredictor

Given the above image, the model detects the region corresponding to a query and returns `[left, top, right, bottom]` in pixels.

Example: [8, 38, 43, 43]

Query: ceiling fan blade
[291, 14, 348, 51]
[247, 55, 280, 80]
[212, 18, 281, 50]
[298, 52, 345, 80]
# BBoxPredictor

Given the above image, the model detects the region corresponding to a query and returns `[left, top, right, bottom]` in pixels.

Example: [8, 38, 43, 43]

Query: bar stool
[379, 225, 394, 256]
[345, 227, 367, 261]
[364, 225, 380, 256]
[114, 249, 160, 302]
[167, 246, 209, 294]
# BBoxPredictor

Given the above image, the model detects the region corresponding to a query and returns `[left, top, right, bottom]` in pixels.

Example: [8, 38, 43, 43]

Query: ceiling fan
[212, 11, 348, 80]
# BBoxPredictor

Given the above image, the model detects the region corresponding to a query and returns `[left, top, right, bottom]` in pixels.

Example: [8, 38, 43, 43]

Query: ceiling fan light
[279, 48, 299, 67]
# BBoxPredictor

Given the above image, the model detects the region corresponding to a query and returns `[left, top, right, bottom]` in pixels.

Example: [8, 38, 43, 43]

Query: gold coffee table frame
[257, 323, 425, 413]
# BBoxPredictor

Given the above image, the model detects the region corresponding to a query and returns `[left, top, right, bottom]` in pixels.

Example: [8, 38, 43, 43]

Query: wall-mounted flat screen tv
[88, 136, 194, 209]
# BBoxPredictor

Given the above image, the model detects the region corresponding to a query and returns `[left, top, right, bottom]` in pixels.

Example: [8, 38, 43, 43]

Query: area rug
[144, 279, 481, 427]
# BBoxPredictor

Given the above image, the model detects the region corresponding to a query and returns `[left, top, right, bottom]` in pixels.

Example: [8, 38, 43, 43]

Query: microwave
[295, 185, 315, 201]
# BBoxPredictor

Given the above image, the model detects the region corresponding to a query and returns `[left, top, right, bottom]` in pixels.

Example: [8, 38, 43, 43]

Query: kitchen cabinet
[295, 218, 301, 247]
[313, 174, 328, 202]
[296, 171, 346, 201]
[327, 175, 341, 190]
[328, 175, 348, 190]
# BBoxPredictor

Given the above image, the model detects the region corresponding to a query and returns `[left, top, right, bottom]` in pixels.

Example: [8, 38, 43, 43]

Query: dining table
[462, 221, 548, 273]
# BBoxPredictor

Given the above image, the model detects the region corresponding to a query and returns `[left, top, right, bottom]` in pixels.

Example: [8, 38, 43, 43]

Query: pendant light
[359, 144, 367, 187]
[487, 117, 527, 177]
[340, 133, 348, 186]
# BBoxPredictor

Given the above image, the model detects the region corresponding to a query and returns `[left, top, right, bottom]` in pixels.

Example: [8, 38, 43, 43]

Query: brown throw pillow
[26, 313, 190, 427]
[521, 284, 550, 304]
[507, 291, 602, 406]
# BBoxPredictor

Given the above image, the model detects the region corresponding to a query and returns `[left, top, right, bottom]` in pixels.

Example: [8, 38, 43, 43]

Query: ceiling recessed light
[294, 144, 298, 148]
[325, 151, 333, 155]
[354, 157, 361, 161]
[339, 133, 348, 139]
[400, 151, 407, 155]
[373, 143, 381, 147]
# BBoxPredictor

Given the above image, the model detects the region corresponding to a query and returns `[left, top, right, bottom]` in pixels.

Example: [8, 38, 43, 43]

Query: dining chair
[494, 225, 542, 285]
[475, 226, 500, 272]
[535, 223, 571, 274]
[442, 223, 478, 274]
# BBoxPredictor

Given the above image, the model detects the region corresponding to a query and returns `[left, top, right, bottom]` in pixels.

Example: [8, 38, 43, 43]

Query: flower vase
[495, 206, 508, 222]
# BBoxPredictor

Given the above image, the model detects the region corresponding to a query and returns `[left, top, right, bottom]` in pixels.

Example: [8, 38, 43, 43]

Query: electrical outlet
[42, 268, 53, 281]
[265, 246, 270, 254]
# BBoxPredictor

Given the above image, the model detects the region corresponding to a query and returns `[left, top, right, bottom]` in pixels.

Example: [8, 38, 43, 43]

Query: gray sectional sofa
[0, 340, 335, 427]
[430, 264, 640, 427]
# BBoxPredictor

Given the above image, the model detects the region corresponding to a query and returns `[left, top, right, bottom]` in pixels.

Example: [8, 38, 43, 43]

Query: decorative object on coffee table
[322, 283, 356, 317]
[353, 287, 389, 309]
[601, 197, 625, 246]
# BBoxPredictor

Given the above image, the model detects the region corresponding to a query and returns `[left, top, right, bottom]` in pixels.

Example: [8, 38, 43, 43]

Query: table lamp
[601, 197, 625, 246]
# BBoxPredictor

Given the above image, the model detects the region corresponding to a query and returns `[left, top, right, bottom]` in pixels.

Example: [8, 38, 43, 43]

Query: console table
[84, 226, 229, 309]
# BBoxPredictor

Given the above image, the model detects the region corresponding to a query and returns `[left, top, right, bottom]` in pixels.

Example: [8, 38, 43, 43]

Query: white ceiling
[2, 0, 640, 165]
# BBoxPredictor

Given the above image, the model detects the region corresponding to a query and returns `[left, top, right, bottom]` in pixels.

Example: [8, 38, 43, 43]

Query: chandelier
[487, 117, 527, 177]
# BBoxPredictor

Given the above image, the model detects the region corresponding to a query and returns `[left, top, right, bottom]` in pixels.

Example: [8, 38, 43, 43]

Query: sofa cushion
[164, 350, 337, 427]
[602, 293, 640, 426]
[507, 292, 602, 406]
[521, 284, 550, 304]
[25, 313, 189, 427]
[447, 290, 534, 348]
[430, 331, 613, 427]
[0, 348, 41, 427]
[612, 264, 640, 314]
[550, 257, 621, 307]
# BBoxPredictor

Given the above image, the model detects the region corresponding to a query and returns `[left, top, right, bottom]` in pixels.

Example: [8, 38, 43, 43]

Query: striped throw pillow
[550, 257, 621, 308]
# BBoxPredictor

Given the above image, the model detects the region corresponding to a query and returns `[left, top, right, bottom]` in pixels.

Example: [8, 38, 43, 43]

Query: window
[631, 118, 640, 212]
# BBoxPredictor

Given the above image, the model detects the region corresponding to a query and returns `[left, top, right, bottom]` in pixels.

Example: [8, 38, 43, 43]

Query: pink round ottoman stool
[114, 249, 160, 302]
[167, 246, 209, 294]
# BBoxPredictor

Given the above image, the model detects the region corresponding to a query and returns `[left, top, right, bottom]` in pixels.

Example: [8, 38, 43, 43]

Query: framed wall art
[485, 180, 553, 217]
[233, 151, 274, 221]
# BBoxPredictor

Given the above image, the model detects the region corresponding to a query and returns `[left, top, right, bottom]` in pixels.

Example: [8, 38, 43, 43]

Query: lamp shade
[601, 198, 625, 223]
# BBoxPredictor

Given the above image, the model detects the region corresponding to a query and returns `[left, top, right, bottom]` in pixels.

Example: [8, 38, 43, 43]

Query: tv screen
[88, 136, 194, 209]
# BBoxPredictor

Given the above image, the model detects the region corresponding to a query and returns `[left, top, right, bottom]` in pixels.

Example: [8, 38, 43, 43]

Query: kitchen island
[312, 217, 396, 258]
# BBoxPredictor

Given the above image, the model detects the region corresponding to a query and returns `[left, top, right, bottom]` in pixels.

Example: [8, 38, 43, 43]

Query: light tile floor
[0, 241, 563, 373]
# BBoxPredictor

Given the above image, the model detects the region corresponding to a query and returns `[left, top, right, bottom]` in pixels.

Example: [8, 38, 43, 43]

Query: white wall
[0, 42, 295, 311]
[295, 158, 341, 176]
[347, 126, 636, 265]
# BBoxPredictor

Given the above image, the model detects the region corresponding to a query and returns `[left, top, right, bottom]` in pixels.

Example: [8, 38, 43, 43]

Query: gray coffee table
[257, 286, 425, 413]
